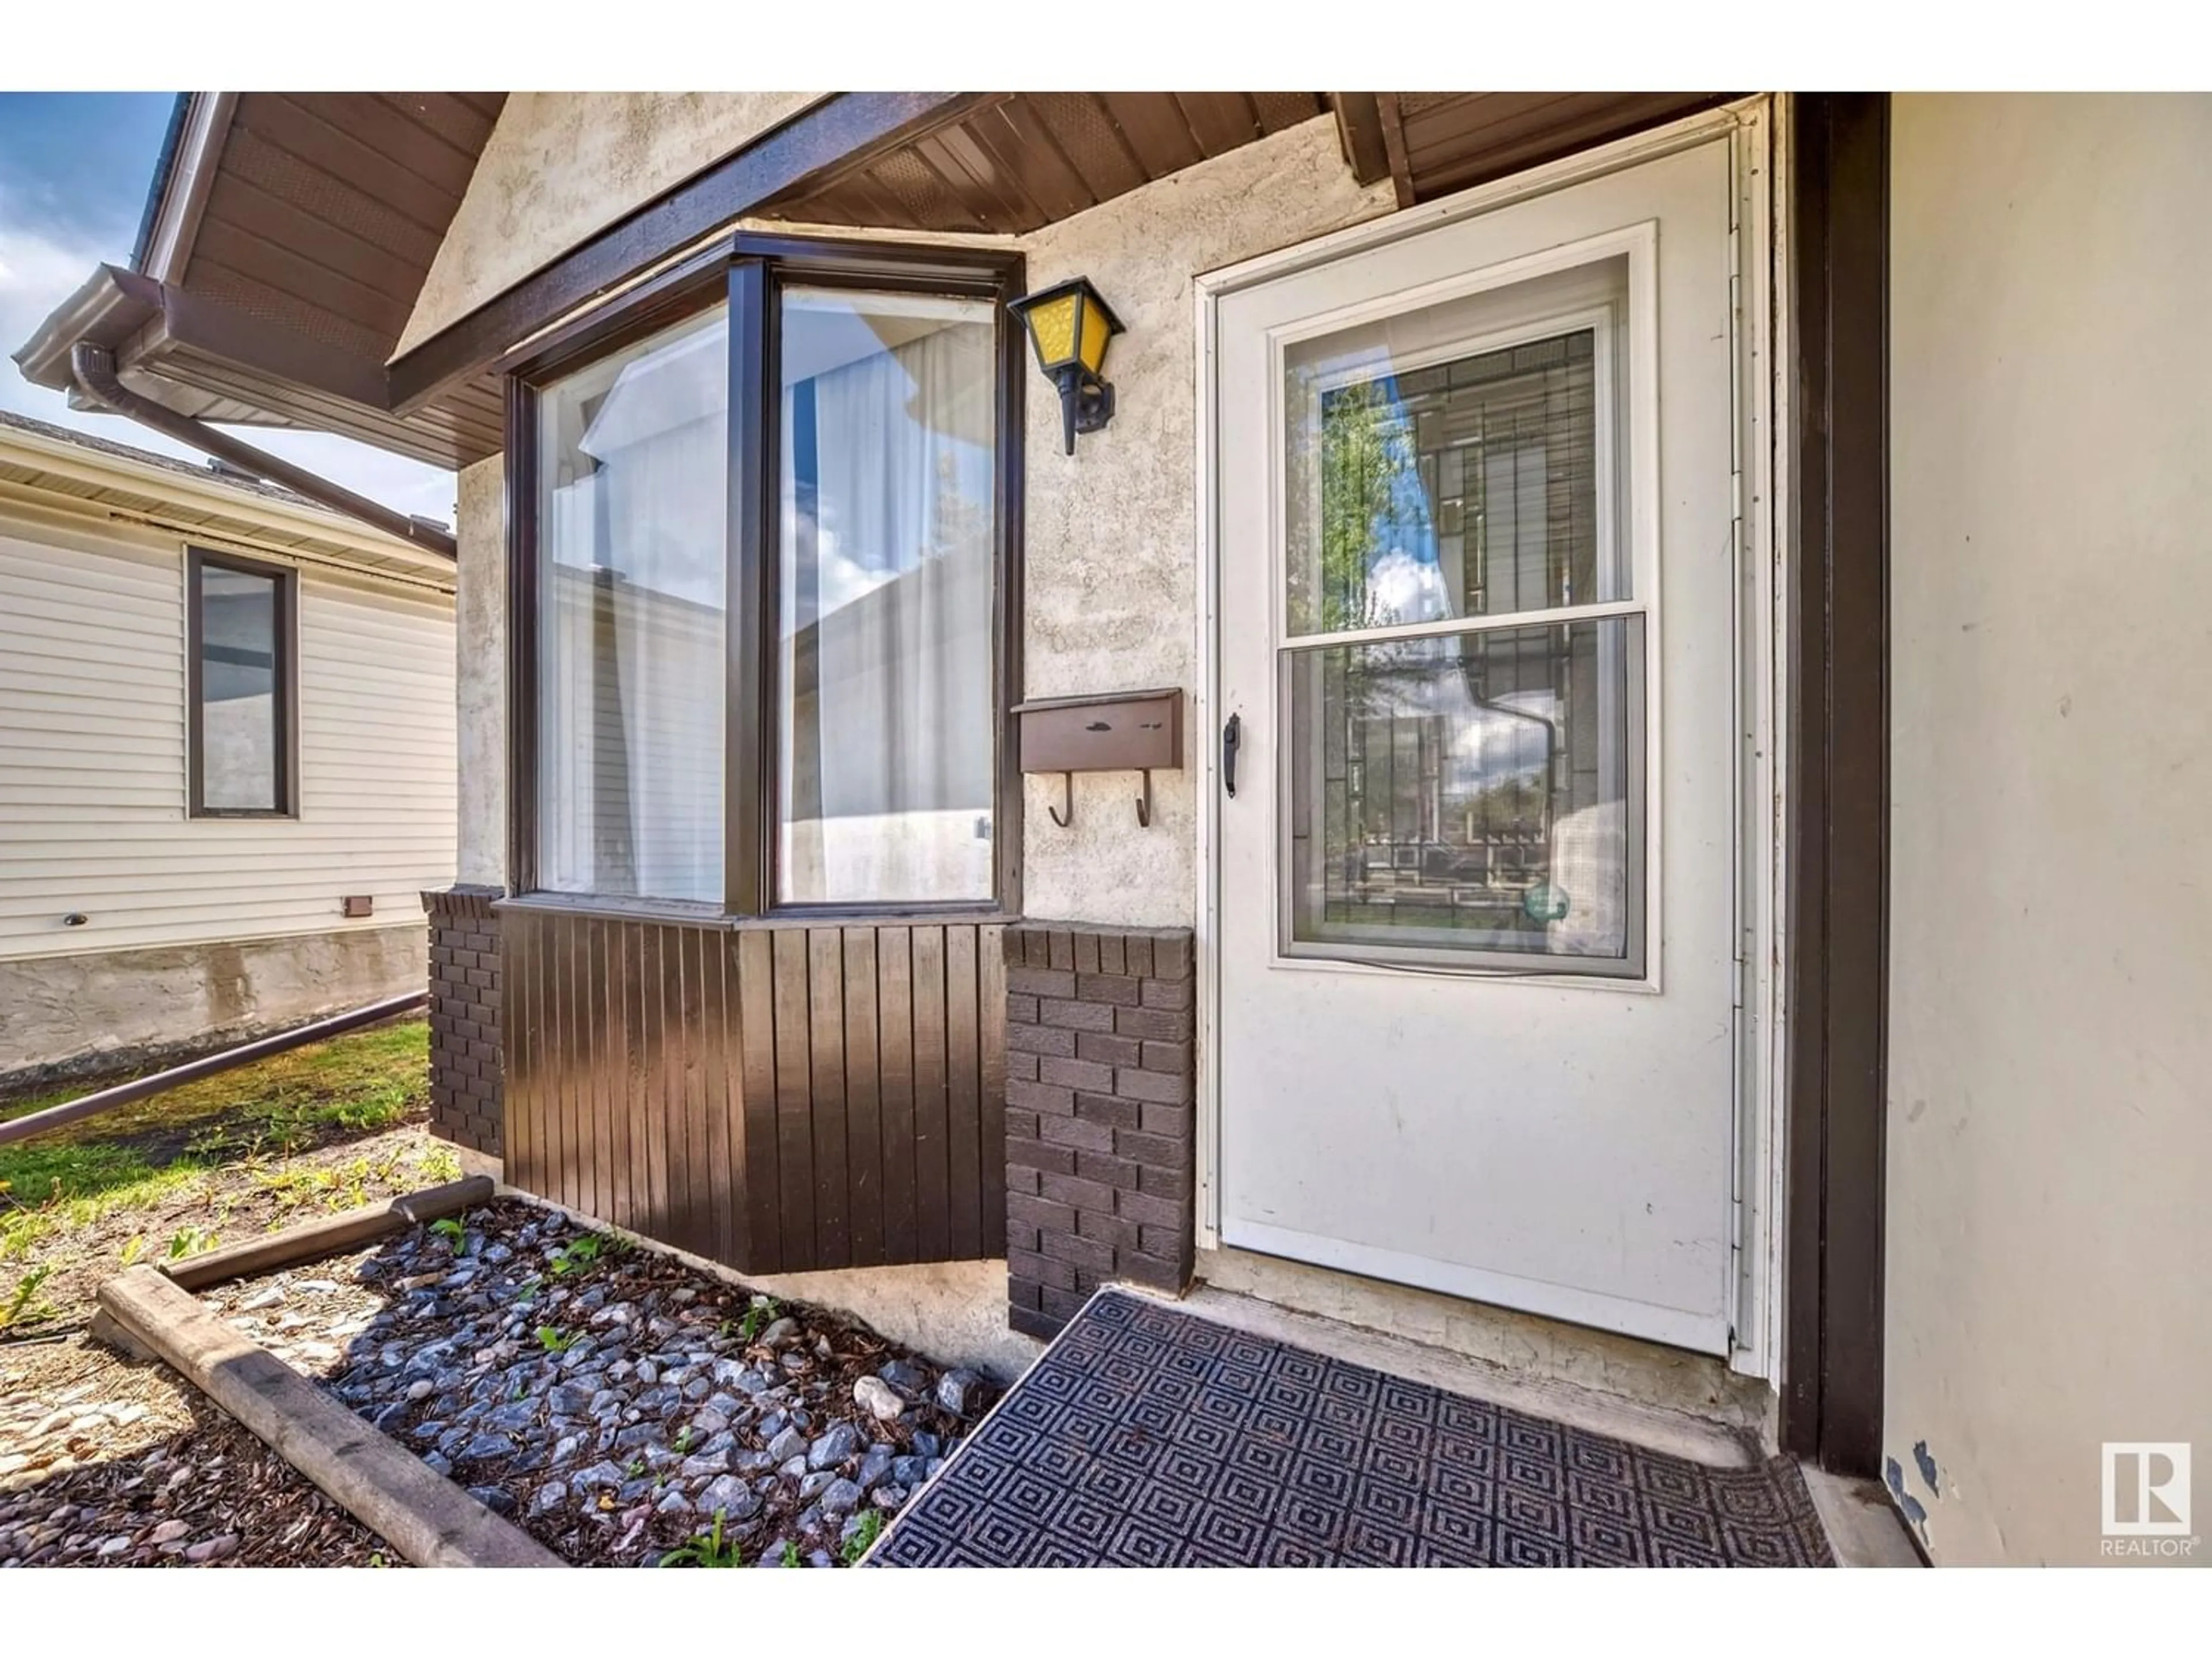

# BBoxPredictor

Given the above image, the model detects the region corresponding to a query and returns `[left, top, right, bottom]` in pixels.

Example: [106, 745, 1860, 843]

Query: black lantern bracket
[1009, 276, 1126, 456]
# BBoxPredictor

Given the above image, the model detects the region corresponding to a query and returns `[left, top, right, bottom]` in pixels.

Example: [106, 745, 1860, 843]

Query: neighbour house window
[519, 239, 1018, 915]
[187, 548, 296, 817]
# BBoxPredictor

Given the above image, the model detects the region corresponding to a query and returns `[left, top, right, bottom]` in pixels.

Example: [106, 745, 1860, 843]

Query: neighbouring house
[13, 90, 2207, 1567]
[0, 410, 457, 1090]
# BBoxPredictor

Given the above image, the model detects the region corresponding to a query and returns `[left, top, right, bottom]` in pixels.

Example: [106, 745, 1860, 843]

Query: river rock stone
[852, 1376, 904, 1421]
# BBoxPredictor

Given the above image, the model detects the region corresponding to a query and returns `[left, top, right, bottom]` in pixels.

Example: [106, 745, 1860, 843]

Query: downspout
[68, 342, 456, 560]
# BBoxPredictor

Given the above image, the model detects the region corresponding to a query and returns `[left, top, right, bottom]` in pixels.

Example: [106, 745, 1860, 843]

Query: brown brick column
[1002, 922, 1196, 1340]
[421, 884, 503, 1158]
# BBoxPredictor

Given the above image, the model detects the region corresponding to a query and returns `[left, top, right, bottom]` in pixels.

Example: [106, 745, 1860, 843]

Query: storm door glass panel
[537, 304, 729, 903]
[195, 565, 282, 812]
[1280, 260, 1645, 972]
[776, 287, 997, 906]
[1286, 619, 1642, 964]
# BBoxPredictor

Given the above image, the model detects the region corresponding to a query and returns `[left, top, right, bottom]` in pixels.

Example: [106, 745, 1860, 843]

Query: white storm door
[1213, 134, 1742, 1354]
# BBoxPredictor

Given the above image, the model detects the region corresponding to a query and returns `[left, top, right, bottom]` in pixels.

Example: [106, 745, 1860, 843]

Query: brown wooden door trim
[1781, 92, 1890, 1478]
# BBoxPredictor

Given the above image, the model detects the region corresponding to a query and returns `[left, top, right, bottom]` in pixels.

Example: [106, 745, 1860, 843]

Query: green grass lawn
[0, 1018, 446, 1331]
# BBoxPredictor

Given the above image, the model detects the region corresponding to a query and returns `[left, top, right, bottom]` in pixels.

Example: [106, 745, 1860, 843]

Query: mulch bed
[1, 1116, 455, 1570]
[0, 1336, 393, 1567]
[198, 1198, 1000, 1567]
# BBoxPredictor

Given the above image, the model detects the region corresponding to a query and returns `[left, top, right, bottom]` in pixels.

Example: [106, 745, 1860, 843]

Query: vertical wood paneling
[734, 928, 779, 1271]
[806, 929, 850, 1270]
[877, 926, 918, 1263]
[675, 923, 708, 1260]
[911, 926, 950, 1262]
[842, 929, 884, 1267]
[505, 905, 531, 1187]
[502, 909, 1005, 1278]
[978, 924, 1007, 1256]
[771, 927, 816, 1264]
[945, 926, 983, 1260]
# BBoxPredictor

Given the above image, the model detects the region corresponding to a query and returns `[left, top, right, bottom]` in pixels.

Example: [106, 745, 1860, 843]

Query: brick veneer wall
[421, 884, 504, 1158]
[1002, 922, 1196, 1340]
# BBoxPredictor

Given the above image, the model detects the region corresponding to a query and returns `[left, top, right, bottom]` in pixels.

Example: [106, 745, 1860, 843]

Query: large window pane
[538, 305, 728, 903]
[777, 288, 997, 905]
[195, 563, 282, 812]
[1286, 617, 1642, 968]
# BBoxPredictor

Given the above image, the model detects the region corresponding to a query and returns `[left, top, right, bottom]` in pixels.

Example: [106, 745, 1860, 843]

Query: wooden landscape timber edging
[160, 1176, 493, 1292]
[96, 1263, 563, 1568]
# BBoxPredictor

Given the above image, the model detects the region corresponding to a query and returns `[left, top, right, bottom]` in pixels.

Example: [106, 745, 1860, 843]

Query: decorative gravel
[199, 1198, 998, 1567]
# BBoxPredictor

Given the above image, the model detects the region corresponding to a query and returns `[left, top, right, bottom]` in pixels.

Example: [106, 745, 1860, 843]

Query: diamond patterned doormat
[872, 1290, 1832, 1567]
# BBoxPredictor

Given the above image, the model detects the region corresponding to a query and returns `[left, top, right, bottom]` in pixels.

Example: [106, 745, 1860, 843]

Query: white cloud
[0, 180, 456, 526]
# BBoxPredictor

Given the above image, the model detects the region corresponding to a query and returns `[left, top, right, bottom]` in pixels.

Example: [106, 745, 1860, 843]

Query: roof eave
[10, 264, 163, 393]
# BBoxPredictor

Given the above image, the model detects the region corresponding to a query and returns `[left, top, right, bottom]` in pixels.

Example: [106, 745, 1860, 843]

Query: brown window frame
[504, 233, 1027, 924]
[185, 546, 300, 820]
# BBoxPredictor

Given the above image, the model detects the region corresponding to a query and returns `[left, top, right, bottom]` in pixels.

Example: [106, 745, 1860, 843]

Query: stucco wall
[1886, 92, 2212, 1566]
[1018, 118, 1394, 927]
[398, 92, 823, 355]
[0, 924, 427, 1091]
[455, 456, 506, 887]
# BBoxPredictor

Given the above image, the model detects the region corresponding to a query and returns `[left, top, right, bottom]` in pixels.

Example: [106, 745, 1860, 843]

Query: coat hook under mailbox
[1013, 687, 1185, 836]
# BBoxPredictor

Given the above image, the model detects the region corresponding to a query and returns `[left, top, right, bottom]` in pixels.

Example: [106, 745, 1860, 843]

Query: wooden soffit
[1334, 92, 1733, 207]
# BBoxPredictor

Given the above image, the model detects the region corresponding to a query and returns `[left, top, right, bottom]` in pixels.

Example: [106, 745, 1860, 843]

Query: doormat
[872, 1289, 1832, 1567]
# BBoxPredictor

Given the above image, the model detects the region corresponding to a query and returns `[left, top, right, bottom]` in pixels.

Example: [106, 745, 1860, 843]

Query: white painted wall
[1887, 92, 2212, 1566]
[0, 502, 457, 964]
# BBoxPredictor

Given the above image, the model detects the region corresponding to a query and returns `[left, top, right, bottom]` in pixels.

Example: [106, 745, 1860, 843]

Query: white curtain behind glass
[540, 308, 728, 903]
[779, 296, 995, 904]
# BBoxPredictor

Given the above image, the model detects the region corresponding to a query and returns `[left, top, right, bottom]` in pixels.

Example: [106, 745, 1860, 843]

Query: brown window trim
[506, 232, 1027, 925]
[185, 545, 300, 820]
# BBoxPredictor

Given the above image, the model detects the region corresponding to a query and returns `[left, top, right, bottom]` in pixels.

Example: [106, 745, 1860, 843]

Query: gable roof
[12, 93, 507, 469]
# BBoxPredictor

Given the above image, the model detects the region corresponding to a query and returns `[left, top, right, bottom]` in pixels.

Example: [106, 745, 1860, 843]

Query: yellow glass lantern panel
[1023, 291, 1081, 371]
[1075, 294, 1111, 375]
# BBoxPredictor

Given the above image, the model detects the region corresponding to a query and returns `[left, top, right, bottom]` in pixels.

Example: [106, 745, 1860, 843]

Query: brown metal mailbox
[1013, 688, 1184, 828]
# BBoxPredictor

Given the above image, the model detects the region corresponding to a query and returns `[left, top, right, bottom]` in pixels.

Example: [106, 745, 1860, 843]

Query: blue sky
[0, 92, 455, 521]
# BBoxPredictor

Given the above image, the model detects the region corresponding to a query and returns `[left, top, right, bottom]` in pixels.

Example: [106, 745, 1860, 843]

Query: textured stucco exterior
[455, 455, 506, 887]
[1886, 93, 2212, 1565]
[0, 923, 427, 1092]
[1017, 118, 1394, 927]
[398, 92, 824, 354]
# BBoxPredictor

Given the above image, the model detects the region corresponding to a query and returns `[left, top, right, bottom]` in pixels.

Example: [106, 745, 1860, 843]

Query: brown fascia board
[16, 263, 395, 430]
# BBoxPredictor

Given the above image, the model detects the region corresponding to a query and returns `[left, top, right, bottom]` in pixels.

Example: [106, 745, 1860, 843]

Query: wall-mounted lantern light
[1009, 276, 1124, 454]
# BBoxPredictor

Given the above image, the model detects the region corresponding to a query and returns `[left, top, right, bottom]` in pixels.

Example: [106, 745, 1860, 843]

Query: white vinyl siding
[0, 514, 456, 960]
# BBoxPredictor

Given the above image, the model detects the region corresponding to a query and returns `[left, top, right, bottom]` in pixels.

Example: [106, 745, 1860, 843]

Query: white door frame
[1192, 95, 1794, 1383]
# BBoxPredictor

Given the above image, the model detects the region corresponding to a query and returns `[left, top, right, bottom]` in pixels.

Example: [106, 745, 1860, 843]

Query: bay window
[510, 238, 1021, 916]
